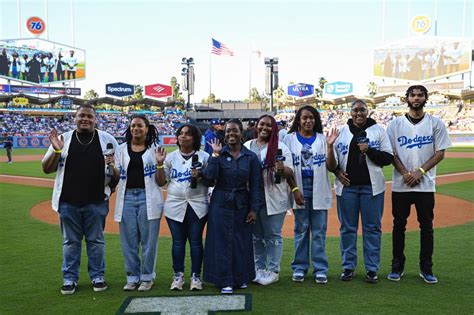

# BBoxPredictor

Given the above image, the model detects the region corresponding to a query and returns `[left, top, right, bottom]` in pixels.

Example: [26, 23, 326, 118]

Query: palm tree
[84, 89, 99, 100]
[315, 77, 327, 98]
[367, 81, 378, 97]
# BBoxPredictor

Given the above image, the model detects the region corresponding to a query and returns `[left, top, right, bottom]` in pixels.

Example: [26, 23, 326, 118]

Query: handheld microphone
[356, 131, 369, 165]
[104, 143, 115, 177]
[190, 154, 202, 189]
[274, 148, 285, 184]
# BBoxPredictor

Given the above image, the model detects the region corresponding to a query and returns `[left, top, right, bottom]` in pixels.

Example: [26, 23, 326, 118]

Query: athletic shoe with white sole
[419, 272, 438, 284]
[123, 282, 140, 291]
[387, 271, 404, 281]
[258, 271, 279, 285]
[190, 275, 203, 291]
[170, 272, 185, 291]
[92, 278, 108, 292]
[60, 281, 77, 295]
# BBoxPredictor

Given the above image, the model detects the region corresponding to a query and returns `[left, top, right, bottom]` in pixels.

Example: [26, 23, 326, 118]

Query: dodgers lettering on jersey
[368, 139, 381, 149]
[171, 167, 192, 183]
[398, 135, 434, 149]
[313, 153, 327, 166]
[119, 165, 126, 179]
[337, 143, 349, 155]
[144, 163, 157, 178]
[292, 152, 326, 167]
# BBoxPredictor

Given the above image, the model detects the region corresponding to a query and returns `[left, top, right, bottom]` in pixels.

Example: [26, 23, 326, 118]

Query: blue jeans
[120, 189, 161, 283]
[166, 204, 207, 276]
[252, 206, 286, 272]
[337, 185, 384, 272]
[58, 200, 109, 283]
[291, 197, 328, 276]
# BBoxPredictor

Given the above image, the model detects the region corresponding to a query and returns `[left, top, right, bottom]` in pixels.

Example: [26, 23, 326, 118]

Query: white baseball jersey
[387, 113, 452, 192]
[244, 140, 293, 215]
[163, 149, 210, 222]
[332, 123, 392, 196]
[282, 132, 332, 210]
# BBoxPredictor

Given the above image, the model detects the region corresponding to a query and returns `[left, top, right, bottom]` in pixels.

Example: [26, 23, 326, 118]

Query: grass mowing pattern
[0, 182, 473, 314]
[436, 180, 474, 202]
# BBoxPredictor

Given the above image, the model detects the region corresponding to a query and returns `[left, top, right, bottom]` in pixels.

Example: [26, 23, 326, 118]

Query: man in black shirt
[42, 105, 118, 295]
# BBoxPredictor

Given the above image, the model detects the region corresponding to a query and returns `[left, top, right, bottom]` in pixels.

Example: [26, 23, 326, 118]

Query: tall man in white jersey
[386, 85, 451, 284]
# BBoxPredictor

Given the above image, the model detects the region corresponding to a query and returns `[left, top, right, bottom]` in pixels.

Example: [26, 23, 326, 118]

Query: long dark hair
[123, 114, 159, 148]
[175, 124, 202, 151]
[256, 115, 279, 184]
[288, 105, 323, 134]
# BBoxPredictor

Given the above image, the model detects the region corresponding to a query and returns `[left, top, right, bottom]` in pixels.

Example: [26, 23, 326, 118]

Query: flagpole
[209, 51, 212, 107]
[249, 49, 252, 104]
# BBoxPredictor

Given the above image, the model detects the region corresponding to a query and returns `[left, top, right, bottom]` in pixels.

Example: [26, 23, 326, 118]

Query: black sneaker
[340, 269, 355, 281]
[365, 271, 379, 284]
[60, 282, 77, 295]
[92, 279, 108, 292]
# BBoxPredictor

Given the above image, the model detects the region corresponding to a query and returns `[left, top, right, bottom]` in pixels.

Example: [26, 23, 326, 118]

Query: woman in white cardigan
[282, 105, 332, 284]
[109, 115, 163, 292]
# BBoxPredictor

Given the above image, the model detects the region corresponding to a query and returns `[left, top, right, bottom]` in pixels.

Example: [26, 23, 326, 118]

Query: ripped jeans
[252, 206, 286, 273]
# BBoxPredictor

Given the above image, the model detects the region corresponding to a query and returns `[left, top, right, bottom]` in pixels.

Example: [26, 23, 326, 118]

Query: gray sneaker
[170, 272, 185, 291]
[123, 282, 140, 291]
[190, 276, 203, 291]
[138, 280, 154, 291]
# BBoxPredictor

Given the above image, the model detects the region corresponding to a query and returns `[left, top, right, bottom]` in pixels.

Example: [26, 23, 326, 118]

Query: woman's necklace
[75, 129, 96, 145]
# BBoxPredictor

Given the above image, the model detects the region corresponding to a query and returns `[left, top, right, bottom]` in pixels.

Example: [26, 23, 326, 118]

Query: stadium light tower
[181, 57, 195, 111]
[264, 57, 279, 112]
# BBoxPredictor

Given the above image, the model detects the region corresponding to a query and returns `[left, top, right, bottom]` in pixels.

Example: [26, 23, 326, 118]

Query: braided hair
[123, 114, 159, 148]
[256, 114, 279, 185]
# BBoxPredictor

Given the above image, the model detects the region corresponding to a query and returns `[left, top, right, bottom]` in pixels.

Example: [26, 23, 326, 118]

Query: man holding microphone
[42, 104, 118, 295]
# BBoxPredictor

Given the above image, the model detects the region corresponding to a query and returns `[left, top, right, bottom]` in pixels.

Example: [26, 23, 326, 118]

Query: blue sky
[1, 0, 472, 101]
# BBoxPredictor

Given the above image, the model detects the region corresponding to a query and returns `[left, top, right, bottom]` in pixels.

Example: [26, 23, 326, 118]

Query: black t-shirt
[126, 144, 146, 189]
[60, 130, 105, 207]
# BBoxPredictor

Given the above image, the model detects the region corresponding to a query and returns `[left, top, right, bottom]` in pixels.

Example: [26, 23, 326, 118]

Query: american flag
[211, 38, 234, 56]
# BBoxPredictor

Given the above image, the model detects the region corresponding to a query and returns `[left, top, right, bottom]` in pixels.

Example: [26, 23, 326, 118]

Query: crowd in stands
[0, 111, 188, 137]
[0, 106, 472, 137]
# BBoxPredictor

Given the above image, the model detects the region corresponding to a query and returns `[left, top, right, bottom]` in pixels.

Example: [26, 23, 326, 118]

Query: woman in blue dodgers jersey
[110, 114, 163, 292]
[282, 105, 332, 284]
[244, 114, 302, 286]
[155, 124, 213, 291]
[326, 99, 393, 283]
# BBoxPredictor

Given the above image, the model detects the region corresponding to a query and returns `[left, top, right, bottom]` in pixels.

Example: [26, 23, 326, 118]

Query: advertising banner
[287, 83, 314, 97]
[0, 38, 86, 85]
[373, 37, 471, 82]
[13, 136, 51, 148]
[325, 82, 353, 95]
[106, 82, 134, 97]
[0, 84, 81, 95]
[145, 83, 172, 98]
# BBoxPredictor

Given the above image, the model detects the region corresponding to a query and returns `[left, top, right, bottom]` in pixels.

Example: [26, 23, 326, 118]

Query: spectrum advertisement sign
[106, 82, 134, 97]
[325, 82, 353, 95]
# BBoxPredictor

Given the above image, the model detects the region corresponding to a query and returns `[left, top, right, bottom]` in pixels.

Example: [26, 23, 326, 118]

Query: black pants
[67, 70, 76, 80]
[391, 192, 435, 273]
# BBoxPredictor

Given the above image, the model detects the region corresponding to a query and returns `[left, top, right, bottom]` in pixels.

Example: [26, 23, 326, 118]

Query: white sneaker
[170, 272, 185, 291]
[258, 271, 279, 285]
[190, 276, 203, 291]
[138, 280, 153, 291]
[123, 282, 140, 291]
[253, 269, 265, 283]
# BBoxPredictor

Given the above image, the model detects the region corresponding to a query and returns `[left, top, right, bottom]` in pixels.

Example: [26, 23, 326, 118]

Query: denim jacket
[203, 145, 261, 212]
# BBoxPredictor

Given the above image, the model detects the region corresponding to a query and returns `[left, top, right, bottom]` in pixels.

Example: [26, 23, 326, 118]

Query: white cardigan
[332, 124, 393, 196]
[283, 132, 332, 210]
[42, 129, 118, 212]
[244, 140, 293, 215]
[113, 143, 164, 222]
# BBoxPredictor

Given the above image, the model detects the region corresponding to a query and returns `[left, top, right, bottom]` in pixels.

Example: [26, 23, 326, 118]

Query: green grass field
[0, 181, 473, 314]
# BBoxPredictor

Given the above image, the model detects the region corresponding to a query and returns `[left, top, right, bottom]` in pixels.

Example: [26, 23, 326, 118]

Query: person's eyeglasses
[351, 108, 367, 113]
